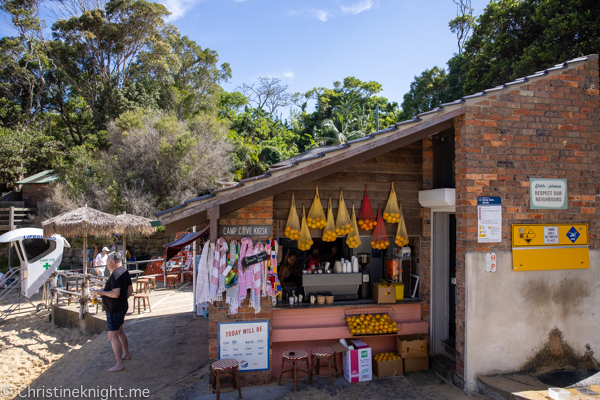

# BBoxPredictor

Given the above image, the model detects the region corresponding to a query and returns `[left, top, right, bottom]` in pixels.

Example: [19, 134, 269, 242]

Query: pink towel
[237, 237, 253, 304]
[210, 237, 228, 301]
[249, 242, 264, 313]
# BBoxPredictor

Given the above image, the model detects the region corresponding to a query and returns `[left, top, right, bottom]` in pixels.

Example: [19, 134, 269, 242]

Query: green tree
[399, 67, 450, 121]
[449, 0, 475, 54]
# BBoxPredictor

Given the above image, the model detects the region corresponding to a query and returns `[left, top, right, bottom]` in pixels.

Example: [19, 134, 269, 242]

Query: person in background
[94, 247, 109, 276]
[331, 245, 342, 263]
[92, 251, 133, 372]
[303, 243, 321, 271]
[278, 250, 299, 295]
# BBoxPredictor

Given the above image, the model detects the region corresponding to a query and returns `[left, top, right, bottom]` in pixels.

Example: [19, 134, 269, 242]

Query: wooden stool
[279, 349, 310, 391]
[183, 271, 193, 283]
[166, 274, 180, 289]
[133, 293, 151, 314]
[210, 359, 242, 400]
[144, 276, 156, 291]
[136, 279, 150, 293]
[309, 346, 338, 386]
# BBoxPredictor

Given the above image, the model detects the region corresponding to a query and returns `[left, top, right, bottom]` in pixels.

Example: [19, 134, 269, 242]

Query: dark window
[22, 239, 56, 263]
[432, 130, 455, 188]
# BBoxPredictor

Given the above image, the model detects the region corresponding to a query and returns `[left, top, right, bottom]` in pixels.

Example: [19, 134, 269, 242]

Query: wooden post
[207, 206, 219, 243]
[7, 206, 14, 269]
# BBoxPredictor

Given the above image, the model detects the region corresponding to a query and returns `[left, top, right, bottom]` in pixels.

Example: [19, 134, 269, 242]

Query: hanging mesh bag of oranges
[383, 182, 401, 223]
[298, 205, 314, 251]
[335, 190, 353, 236]
[322, 197, 337, 242]
[347, 204, 362, 249]
[371, 205, 390, 250]
[284, 193, 301, 240]
[307, 186, 327, 229]
[395, 203, 409, 247]
[358, 185, 376, 231]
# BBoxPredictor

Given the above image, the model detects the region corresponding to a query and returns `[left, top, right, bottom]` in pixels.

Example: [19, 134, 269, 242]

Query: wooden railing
[0, 206, 37, 231]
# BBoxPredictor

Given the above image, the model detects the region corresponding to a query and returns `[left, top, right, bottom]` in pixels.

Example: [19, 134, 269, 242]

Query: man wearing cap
[93, 247, 110, 276]
[92, 251, 133, 372]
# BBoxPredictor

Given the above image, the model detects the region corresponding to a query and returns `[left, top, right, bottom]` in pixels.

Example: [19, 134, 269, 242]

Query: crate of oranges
[373, 352, 404, 377]
[344, 310, 399, 336]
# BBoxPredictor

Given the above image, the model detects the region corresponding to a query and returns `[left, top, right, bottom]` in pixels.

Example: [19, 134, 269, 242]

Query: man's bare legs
[118, 324, 131, 360]
[107, 330, 124, 372]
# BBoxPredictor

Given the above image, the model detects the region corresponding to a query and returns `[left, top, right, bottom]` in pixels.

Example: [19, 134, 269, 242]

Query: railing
[0, 206, 37, 231]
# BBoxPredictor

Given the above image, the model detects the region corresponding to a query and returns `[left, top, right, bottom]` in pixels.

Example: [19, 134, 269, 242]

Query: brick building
[157, 55, 599, 392]
[16, 170, 57, 208]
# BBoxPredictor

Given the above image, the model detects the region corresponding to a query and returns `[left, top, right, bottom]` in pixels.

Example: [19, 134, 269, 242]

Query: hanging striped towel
[196, 242, 211, 304]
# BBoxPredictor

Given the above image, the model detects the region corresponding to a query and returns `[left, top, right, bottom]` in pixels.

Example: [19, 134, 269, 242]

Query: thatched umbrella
[114, 212, 155, 263]
[42, 205, 118, 314]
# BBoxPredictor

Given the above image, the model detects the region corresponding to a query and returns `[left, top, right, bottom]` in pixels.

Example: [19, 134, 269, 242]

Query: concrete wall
[464, 250, 600, 392]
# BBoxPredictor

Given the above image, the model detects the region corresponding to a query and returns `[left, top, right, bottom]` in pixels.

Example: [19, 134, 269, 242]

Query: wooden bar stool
[144, 276, 156, 291]
[133, 293, 151, 314]
[210, 359, 242, 400]
[136, 278, 150, 293]
[166, 274, 180, 289]
[279, 349, 310, 391]
[309, 346, 338, 386]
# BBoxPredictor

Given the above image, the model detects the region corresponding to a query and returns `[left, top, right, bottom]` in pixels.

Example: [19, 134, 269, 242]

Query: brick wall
[454, 56, 600, 379]
[420, 138, 433, 325]
[21, 184, 52, 208]
[219, 197, 274, 238]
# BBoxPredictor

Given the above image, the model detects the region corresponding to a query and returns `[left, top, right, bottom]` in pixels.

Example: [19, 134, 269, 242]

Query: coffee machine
[357, 253, 371, 299]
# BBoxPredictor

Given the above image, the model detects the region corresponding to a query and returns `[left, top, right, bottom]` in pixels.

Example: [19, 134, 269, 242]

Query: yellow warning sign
[512, 224, 589, 271]
[512, 224, 588, 247]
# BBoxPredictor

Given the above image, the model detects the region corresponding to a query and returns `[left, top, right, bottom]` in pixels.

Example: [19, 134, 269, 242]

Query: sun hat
[102, 247, 110, 252]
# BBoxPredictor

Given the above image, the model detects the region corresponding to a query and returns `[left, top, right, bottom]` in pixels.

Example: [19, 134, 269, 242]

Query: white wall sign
[218, 321, 269, 371]
[478, 197, 502, 243]
[485, 253, 497, 272]
[530, 178, 567, 209]
[543, 226, 559, 244]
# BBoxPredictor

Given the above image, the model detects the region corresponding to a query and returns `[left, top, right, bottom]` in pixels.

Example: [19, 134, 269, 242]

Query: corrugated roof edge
[158, 54, 593, 220]
[16, 169, 56, 184]
[155, 203, 186, 217]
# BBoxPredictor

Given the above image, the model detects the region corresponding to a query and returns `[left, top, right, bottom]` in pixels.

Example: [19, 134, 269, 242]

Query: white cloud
[158, 0, 205, 21]
[341, 0, 373, 15]
[283, 71, 295, 79]
[288, 8, 330, 22]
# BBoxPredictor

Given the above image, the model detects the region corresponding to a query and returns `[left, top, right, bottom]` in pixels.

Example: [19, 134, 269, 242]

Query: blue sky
[163, 0, 491, 115]
[0, 0, 491, 115]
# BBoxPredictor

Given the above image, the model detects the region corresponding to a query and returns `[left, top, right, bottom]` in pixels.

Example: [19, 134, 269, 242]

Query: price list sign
[478, 196, 502, 243]
[218, 321, 269, 371]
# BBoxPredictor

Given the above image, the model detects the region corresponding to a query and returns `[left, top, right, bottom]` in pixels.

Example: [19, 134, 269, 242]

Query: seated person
[278, 250, 299, 295]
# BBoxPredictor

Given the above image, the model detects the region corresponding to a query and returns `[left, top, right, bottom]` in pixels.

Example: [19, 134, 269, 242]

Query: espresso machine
[357, 253, 371, 299]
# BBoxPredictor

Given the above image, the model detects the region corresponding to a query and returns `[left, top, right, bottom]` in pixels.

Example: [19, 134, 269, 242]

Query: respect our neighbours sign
[530, 178, 567, 209]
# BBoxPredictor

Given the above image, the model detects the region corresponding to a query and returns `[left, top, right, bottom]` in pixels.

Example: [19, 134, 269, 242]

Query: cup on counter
[289, 296, 295, 305]
[334, 261, 343, 274]
[310, 295, 316, 304]
[298, 294, 303, 303]
[325, 296, 334, 304]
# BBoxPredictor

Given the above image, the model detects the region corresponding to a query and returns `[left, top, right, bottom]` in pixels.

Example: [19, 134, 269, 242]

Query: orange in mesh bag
[298, 205, 314, 251]
[358, 185, 376, 231]
[383, 182, 401, 223]
[395, 203, 409, 247]
[284, 193, 300, 240]
[307, 186, 327, 229]
[322, 197, 337, 242]
[371, 205, 390, 250]
[335, 190, 353, 236]
[346, 204, 362, 249]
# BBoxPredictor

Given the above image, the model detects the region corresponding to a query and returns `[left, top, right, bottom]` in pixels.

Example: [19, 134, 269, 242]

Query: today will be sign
[220, 225, 272, 237]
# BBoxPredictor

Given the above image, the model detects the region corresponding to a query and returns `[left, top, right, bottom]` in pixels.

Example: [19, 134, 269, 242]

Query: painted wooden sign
[220, 225, 272, 237]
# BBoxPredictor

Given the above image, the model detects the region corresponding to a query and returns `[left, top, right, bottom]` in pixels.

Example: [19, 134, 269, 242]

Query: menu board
[218, 321, 269, 371]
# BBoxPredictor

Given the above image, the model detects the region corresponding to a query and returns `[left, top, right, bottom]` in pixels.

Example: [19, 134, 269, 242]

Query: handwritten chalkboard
[241, 252, 269, 268]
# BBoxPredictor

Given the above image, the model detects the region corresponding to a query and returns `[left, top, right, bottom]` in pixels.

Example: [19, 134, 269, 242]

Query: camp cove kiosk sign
[530, 178, 567, 209]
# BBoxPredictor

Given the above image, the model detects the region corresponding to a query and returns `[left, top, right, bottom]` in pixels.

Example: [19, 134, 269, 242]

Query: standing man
[94, 247, 110, 276]
[92, 251, 133, 372]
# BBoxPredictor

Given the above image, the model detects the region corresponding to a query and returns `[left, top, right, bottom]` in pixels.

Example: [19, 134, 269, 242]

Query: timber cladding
[272, 142, 424, 238]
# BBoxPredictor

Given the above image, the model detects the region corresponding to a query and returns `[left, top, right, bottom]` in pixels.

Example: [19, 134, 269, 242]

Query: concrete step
[476, 374, 547, 400]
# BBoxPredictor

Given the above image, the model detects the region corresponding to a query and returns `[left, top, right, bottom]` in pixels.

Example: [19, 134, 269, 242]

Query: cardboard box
[373, 358, 403, 378]
[342, 340, 372, 383]
[372, 283, 396, 303]
[403, 356, 429, 372]
[396, 334, 428, 358]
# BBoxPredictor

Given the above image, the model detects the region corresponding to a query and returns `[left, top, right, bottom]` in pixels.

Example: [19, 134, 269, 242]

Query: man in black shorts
[92, 251, 133, 372]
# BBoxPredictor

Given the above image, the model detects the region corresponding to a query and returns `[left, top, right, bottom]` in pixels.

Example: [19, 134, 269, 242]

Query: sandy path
[0, 294, 92, 399]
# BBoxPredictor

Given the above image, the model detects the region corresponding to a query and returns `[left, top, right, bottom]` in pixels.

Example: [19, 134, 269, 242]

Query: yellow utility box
[511, 224, 589, 271]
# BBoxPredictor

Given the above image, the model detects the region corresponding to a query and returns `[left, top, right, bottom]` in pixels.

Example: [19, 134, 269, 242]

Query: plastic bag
[298, 205, 314, 251]
[383, 182, 401, 224]
[335, 190, 353, 236]
[284, 193, 300, 240]
[371, 205, 390, 250]
[358, 186, 376, 231]
[307, 186, 327, 229]
[395, 204, 409, 247]
[346, 204, 362, 249]
[322, 197, 337, 242]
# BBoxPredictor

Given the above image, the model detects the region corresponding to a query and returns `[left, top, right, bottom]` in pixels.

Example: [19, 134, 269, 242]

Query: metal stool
[210, 359, 242, 400]
[309, 346, 338, 386]
[136, 279, 150, 293]
[279, 349, 310, 391]
[166, 274, 180, 289]
[133, 293, 151, 314]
